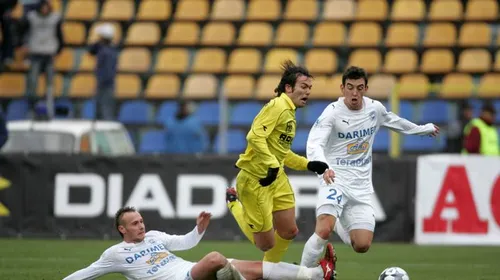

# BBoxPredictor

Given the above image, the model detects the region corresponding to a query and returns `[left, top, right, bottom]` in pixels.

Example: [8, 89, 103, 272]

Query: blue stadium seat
[193, 101, 219, 126]
[6, 99, 30, 120]
[305, 102, 330, 125]
[118, 101, 153, 125]
[295, 107, 306, 125]
[420, 101, 449, 124]
[291, 129, 309, 153]
[213, 129, 247, 153]
[402, 134, 445, 152]
[494, 100, 500, 123]
[54, 99, 75, 118]
[81, 100, 95, 119]
[139, 130, 167, 154]
[387, 101, 413, 120]
[373, 128, 389, 152]
[231, 102, 262, 126]
[156, 101, 178, 125]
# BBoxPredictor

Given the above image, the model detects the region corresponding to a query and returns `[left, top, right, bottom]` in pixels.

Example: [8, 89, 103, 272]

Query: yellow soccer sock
[228, 201, 255, 244]
[263, 231, 293, 263]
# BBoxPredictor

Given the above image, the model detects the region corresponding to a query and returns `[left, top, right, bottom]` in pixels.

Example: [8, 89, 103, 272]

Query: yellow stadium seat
[347, 49, 382, 74]
[36, 74, 63, 97]
[0, 74, 25, 97]
[313, 23, 346, 47]
[88, 22, 122, 44]
[323, 0, 355, 21]
[115, 74, 141, 99]
[62, 22, 86, 45]
[429, 0, 463, 21]
[423, 23, 457, 47]
[457, 49, 491, 73]
[8, 48, 28, 71]
[256, 75, 281, 100]
[246, 0, 281, 21]
[238, 23, 273, 47]
[183, 74, 218, 99]
[356, 0, 388, 21]
[164, 22, 199, 45]
[192, 48, 226, 73]
[11, 3, 22, 19]
[439, 73, 474, 99]
[420, 49, 455, 74]
[211, 0, 244, 20]
[145, 74, 180, 99]
[458, 23, 491, 47]
[51, 0, 62, 11]
[155, 48, 189, 73]
[125, 23, 161, 46]
[385, 23, 418, 47]
[495, 51, 500, 71]
[328, 74, 343, 98]
[69, 74, 96, 98]
[118, 48, 151, 73]
[65, 0, 98, 20]
[275, 22, 309, 47]
[309, 76, 329, 99]
[397, 74, 430, 99]
[264, 49, 298, 73]
[304, 49, 337, 74]
[285, 0, 317, 21]
[477, 73, 500, 97]
[137, 0, 171, 21]
[175, 0, 209, 21]
[348, 22, 382, 47]
[391, 0, 425, 21]
[383, 49, 418, 74]
[465, 0, 498, 21]
[78, 52, 96, 72]
[223, 75, 255, 99]
[201, 22, 235, 46]
[367, 74, 396, 99]
[54, 48, 74, 71]
[100, 0, 134, 21]
[227, 49, 262, 74]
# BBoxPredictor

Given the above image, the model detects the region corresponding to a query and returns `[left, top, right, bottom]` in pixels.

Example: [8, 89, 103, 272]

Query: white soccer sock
[334, 221, 352, 246]
[216, 262, 238, 280]
[263, 261, 323, 280]
[300, 233, 328, 267]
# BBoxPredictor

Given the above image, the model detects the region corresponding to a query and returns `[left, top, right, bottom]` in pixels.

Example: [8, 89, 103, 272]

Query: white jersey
[307, 97, 435, 195]
[63, 227, 205, 280]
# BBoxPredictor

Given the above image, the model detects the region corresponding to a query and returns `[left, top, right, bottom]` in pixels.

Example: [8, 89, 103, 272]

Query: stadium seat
[164, 22, 199, 45]
[246, 0, 280, 21]
[88, 22, 122, 44]
[403, 135, 444, 152]
[385, 23, 418, 47]
[201, 22, 235, 46]
[291, 129, 309, 154]
[465, 0, 498, 21]
[213, 129, 247, 153]
[275, 22, 309, 47]
[223, 75, 255, 99]
[193, 101, 219, 126]
[397, 74, 430, 99]
[495, 51, 500, 72]
[347, 49, 382, 73]
[373, 128, 389, 152]
[458, 23, 491, 47]
[183, 74, 218, 99]
[78, 52, 96, 72]
[428, 0, 463, 21]
[137, 0, 171, 21]
[36, 74, 64, 97]
[54, 48, 74, 71]
[118, 101, 153, 125]
[145, 74, 180, 99]
[175, 0, 209, 21]
[312, 23, 346, 47]
[305, 102, 330, 125]
[211, 0, 244, 20]
[140, 130, 167, 154]
[118, 48, 151, 73]
[420, 49, 455, 74]
[227, 49, 262, 74]
[155, 48, 189, 73]
[231, 102, 262, 126]
[264, 49, 298, 73]
[391, 0, 425, 21]
[156, 101, 179, 124]
[356, 0, 388, 21]
[238, 23, 273, 47]
[420, 101, 450, 124]
[62, 22, 86, 45]
[328, 74, 344, 98]
[65, 0, 98, 20]
[477, 73, 500, 98]
[100, 0, 134, 21]
[69, 74, 96, 98]
[255, 75, 280, 100]
[348, 22, 382, 47]
[309, 76, 329, 100]
[125, 23, 161, 46]
[54, 99, 75, 118]
[304, 49, 337, 74]
[423, 23, 457, 47]
[192, 48, 226, 73]
[457, 49, 491, 73]
[285, 0, 317, 21]
[115, 74, 141, 99]
[6, 99, 30, 120]
[383, 49, 418, 74]
[0, 73, 25, 97]
[81, 99, 95, 119]
[368, 74, 396, 100]
[439, 73, 474, 99]
[323, 0, 355, 21]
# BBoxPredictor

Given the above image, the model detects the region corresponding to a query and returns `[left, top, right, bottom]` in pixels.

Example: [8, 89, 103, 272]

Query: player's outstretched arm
[378, 102, 439, 136]
[62, 250, 116, 280]
[284, 151, 329, 175]
[160, 211, 211, 251]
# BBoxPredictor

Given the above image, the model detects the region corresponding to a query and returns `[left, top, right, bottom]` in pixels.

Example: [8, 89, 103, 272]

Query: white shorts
[176, 262, 196, 280]
[316, 181, 375, 232]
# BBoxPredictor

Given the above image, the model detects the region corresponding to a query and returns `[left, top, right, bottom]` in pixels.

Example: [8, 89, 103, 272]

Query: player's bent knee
[352, 240, 371, 253]
[255, 240, 275, 252]
[205, 251, 227, 269]
[279, 226, 299, 240]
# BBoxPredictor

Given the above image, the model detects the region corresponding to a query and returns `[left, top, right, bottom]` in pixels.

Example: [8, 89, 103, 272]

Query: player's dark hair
[342, 66, 368, 86]
[274, 60, 313, 96]
[115, 206, 136, 238]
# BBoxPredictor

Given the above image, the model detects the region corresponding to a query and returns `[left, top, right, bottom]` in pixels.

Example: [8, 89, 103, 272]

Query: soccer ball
[378, 267, 409, 280]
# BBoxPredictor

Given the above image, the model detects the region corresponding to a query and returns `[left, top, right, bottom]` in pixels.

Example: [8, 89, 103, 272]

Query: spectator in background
[88, 23, 118, 121]
[463, 102, 499, 156]
[0, 0, 17, 67]
[446, 101, 473, 153]
[20, 0, 63, 119]
[164, 101, 209, 154]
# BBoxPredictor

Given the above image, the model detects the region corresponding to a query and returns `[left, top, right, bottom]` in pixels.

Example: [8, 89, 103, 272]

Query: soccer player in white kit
[300, 66, 440, 274]
[63, 206, 337, 280]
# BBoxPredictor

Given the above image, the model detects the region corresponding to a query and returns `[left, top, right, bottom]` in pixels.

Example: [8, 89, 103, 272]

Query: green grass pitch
[0, 239, 499, 279]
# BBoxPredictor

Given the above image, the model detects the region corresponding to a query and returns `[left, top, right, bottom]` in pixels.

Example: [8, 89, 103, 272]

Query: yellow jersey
[236, 94, 309, 178]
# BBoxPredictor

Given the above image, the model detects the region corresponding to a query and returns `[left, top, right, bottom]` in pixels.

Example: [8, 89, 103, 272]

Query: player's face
[120, 212, 146, 243]
[286, 75, 312, 108]
[341, 78, 367, 110]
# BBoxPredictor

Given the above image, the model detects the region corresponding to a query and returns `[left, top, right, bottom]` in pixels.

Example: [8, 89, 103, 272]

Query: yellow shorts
[236, 169, 295, 233]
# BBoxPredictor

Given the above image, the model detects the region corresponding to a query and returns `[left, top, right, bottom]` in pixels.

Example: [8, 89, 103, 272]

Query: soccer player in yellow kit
[226, 61, 331, 263]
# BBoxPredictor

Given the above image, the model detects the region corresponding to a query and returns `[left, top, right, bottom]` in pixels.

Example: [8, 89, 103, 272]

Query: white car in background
[2, 119, 135, 155]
